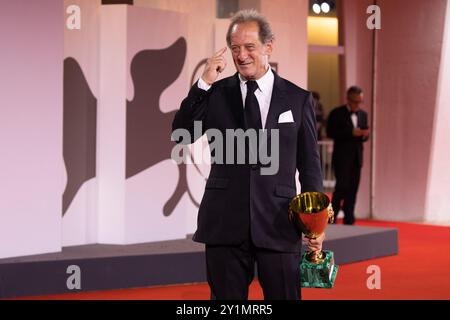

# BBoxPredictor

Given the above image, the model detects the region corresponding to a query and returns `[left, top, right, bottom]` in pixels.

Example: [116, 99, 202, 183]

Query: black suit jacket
[172, 71, 323, 253]
[326, 105, 369, 169]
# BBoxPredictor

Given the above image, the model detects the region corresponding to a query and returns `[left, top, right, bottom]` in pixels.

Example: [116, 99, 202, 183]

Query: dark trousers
[332, 157, 362, 225]
[205, 236, 301, 300]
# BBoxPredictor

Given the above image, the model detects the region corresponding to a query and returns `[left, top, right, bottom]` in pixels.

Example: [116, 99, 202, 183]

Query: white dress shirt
[347, 105, 358, 128]
[197, 67, 274, 129]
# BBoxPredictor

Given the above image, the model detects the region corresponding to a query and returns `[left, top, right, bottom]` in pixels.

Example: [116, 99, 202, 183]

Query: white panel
[62, 0, 101, 246]
[97, 6, 128, 243]
[0, 0, 63, 258]
[62, 180, 98, 246]
[425, 1, 450, 224]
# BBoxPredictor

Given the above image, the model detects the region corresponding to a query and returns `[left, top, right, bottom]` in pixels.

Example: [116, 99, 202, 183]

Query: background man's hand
[352, 128, 370, 137]
[361, 128, 370, 137]
[201, 47, 227, 85]
[303, 232, 325, 252]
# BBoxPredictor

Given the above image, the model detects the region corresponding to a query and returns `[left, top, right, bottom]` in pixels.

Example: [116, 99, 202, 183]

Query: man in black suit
[172, 10, 324, 300]
[326, 86, 369, 225]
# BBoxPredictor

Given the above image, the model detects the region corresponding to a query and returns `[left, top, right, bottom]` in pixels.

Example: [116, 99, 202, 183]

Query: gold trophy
[288, 192, 338, 288]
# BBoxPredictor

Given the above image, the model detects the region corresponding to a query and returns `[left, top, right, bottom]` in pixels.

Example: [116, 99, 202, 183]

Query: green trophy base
[300, 250, 338, 288]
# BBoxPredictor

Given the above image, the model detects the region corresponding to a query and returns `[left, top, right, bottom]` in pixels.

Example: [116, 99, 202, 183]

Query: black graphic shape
[63, 57, 97, 216]
[126, 37, 199, 216]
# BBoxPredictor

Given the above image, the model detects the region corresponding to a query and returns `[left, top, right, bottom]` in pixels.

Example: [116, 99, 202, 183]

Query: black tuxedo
[172, 71, 323, 299]
[326, 105, 369, 225]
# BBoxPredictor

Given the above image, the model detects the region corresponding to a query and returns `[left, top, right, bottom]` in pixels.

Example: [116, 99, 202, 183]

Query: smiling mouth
[239, 62, 252, 66]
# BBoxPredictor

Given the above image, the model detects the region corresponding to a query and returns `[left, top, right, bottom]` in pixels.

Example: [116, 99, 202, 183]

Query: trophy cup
[288, 192, 338, 288]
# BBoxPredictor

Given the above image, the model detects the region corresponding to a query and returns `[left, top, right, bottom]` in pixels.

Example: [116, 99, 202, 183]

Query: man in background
[327, 86, 369, 225]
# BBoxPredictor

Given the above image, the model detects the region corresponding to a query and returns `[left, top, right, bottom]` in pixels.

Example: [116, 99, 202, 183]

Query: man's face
[347, 93, 364, 112]
[229, 21, 273, 80]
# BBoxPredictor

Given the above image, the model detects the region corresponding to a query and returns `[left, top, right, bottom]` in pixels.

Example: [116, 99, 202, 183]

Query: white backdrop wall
[0, 0, 64, 259]
[63, 0, 102, 246]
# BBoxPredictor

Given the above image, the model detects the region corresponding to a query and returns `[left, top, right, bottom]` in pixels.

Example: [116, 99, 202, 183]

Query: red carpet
[15, 220, 450, 300]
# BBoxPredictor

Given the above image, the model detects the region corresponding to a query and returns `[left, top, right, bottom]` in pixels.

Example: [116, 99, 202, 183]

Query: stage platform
[0, 224, 398, 298]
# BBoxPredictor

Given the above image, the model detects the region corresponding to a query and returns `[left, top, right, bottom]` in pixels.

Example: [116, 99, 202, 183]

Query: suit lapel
[265, 71, 288, 131]
[225, 73, 246, 129]
[261, 71, 290, 156]
[344, 106, 354, 127]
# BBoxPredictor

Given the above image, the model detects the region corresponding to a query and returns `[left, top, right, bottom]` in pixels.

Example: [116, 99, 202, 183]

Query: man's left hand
[303, 233, 325, 252]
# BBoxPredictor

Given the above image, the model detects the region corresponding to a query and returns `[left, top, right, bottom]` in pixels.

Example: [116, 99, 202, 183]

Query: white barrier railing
[318, 140, 335, 189]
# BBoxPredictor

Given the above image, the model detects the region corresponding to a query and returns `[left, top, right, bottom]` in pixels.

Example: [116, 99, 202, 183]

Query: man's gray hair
[226, 9, 274, 47]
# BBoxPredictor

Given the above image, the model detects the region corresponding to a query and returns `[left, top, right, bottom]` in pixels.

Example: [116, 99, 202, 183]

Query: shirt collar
[238, 67, 274, 93]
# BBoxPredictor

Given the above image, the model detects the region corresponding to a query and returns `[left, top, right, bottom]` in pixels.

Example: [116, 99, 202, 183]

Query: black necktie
[244, 81, 262, 165]
[245, 81, 262, 130]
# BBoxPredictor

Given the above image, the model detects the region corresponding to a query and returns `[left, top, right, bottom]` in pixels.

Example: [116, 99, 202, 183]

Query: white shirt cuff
[197, 78, 212, 91]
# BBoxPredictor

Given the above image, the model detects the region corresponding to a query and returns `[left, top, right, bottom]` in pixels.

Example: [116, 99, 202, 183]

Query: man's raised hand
[201, 47, 227, 85]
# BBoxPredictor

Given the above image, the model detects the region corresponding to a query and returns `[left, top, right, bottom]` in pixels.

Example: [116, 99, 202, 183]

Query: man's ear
[265, 40, 273, 56]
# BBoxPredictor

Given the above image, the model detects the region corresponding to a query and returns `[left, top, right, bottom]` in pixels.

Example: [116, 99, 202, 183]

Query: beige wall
[308, 53, 340, 116]
[307, 17, 340, 114]
[373, 0, 447, 221]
